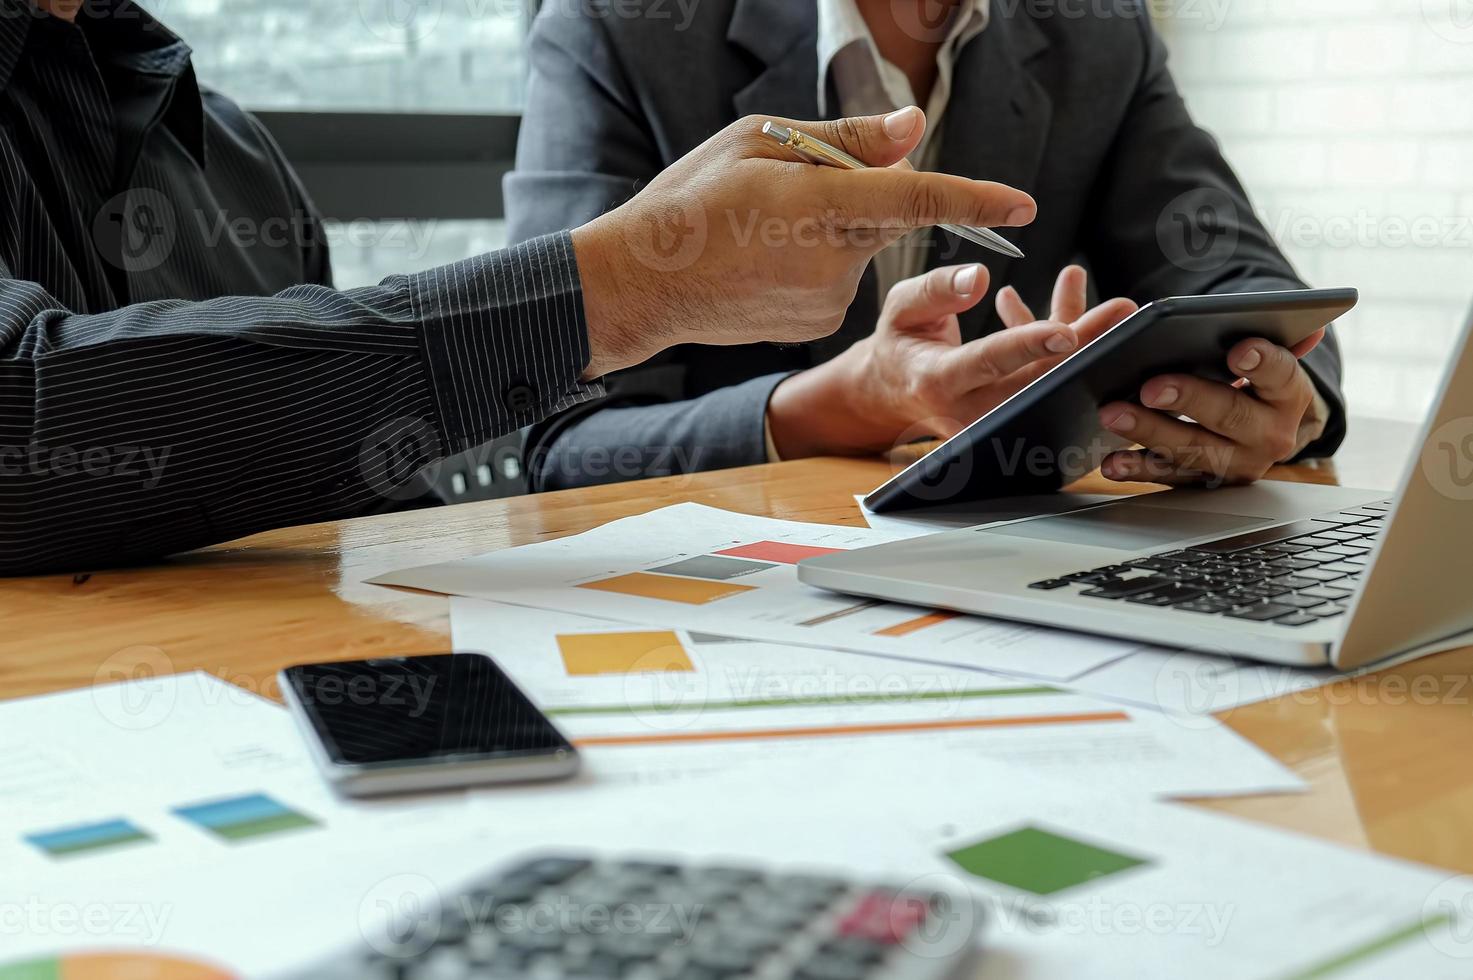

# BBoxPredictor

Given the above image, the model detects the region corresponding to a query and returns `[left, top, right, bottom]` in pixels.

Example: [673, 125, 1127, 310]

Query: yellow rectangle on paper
[875, 611, 960, 637]
[578, 572, 756, 605]
[557, 631, 693, 676]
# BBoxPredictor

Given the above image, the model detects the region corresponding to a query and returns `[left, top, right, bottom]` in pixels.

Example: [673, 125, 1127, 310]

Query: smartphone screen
[281, 654, 573, 767]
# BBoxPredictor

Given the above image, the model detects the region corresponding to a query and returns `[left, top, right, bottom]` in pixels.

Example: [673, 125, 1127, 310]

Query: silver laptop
[798, 307, 1473, 670]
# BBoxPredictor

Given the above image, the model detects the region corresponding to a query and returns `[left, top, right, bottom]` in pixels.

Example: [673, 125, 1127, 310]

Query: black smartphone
[865, 287, 1358, 512]
[279, 653, 579, 797]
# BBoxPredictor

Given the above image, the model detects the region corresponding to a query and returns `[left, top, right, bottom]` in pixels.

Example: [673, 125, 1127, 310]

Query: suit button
[505, 380, 537, 413]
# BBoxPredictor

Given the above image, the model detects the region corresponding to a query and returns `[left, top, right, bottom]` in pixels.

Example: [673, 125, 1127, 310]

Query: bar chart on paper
[375, 503, 1145, 681]
[450, 600, 1304, 800]
[0, 952, 237, 980]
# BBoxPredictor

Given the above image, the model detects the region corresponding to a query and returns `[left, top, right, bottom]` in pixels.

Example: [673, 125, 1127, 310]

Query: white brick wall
[1158, 0, 1473, 421]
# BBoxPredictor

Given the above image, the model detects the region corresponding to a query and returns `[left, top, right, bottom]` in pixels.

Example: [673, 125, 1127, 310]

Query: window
[139, 1, 535, 288]
[140, 0, 531, 112]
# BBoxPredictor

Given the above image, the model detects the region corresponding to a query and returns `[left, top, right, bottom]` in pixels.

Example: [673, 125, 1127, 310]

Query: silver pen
[761, 121, 1024, 260]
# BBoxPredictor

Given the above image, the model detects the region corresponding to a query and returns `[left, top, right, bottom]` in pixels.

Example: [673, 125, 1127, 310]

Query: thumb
[884, 264, 990, 328]
[786, 106, 927, 169]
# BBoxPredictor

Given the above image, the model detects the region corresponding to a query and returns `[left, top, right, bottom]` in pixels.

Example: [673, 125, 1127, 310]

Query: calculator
[303, 853, 984, 979]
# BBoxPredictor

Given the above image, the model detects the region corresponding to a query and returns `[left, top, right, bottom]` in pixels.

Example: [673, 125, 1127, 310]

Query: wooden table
[5, 416, 1471, 875]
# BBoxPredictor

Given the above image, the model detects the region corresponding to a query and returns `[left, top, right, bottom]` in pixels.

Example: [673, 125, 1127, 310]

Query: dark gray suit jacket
[507, 0, 1346, 492]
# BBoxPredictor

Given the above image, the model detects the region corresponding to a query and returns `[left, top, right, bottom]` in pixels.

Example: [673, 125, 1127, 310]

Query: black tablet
[864, 287, 1358, 513]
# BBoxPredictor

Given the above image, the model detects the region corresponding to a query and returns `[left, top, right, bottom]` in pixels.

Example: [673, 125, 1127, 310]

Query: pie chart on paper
[0, 952, 236, 980]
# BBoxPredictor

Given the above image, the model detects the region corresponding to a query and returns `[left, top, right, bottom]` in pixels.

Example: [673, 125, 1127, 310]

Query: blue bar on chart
[25, 817, 153, 858]
[173, 792, 319, 843]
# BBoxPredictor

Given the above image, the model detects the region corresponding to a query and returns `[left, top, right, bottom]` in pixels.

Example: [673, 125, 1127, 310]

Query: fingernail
[1006, 205, 1035, 226]
[1046, 332, 1075, 354]
[883, 106, 920, 141]
[953, 264, 981, 296]
[1150, 385, 1180, 409]
[1104, 408, 1136, 433]
[1237, 348, 1263, 373]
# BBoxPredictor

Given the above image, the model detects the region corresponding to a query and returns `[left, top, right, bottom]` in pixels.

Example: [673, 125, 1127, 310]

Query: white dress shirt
[817, 0, 992, 298]
[765, 0, 991, 462]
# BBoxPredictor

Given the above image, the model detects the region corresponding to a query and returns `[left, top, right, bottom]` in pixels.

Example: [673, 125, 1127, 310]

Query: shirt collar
[0, 0, 205, 163]
[816, 0, 990, 116]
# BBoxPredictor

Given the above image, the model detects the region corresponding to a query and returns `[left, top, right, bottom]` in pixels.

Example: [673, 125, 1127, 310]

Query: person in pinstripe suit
[0, 0, 1035, 575]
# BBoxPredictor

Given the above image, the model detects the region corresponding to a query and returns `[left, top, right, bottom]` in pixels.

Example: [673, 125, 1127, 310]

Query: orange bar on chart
[716, 541, 846, 565]
[578, 572, 756, 605]
[574, 711, 1131, 747]
[874, 611, 960, 637]
[557, 631, 693, 676]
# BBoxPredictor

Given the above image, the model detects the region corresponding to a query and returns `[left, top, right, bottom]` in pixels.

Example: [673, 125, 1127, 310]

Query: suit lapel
[727, 0, 881, 366]
[932, 11, 1053, 338]
[728, 0, 820, 121]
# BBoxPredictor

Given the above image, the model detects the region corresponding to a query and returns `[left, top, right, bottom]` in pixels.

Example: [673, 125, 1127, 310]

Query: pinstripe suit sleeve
[0, 232, 602, 575]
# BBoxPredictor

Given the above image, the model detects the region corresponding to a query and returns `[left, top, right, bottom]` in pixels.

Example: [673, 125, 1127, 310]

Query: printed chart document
[371, 503, 1146, 682]
[451, 599, 1304, 799]
[0, 674, 575, 978]
[6, 676, 1469, 979]
[567, 756, 1473, 980]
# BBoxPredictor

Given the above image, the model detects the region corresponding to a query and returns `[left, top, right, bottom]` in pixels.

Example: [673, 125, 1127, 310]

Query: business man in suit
[0, 0, 1035, 574]
[508, 0, 1345, 492]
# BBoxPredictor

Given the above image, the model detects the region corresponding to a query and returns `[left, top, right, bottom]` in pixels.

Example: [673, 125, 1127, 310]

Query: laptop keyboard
[1028, 499, 1393, 628]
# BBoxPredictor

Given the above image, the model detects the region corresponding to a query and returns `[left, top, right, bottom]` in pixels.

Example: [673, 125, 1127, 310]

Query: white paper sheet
[6, 676, 1469, 979]
[450, 599, 1304, 800]
[370, 503, 1143, 682]
[570, 756, 1473, 980]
